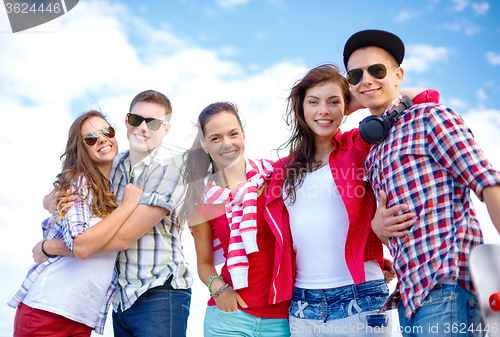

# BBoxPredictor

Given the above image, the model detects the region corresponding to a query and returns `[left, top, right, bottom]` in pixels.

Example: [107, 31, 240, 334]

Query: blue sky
[117, 0, 500, 110]
[1, 0, 499, 336]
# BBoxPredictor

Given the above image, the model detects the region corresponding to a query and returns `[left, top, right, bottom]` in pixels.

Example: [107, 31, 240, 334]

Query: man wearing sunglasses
[40, 90, 192, 337]
[343, 29, 500, 336]
[109, 90, 192, 337]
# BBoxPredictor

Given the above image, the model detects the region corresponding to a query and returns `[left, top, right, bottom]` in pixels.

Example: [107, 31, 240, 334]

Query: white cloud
[462, 107, 500, 169]
[471, 1, 490, 15]
[461, 107, 500, 246]
[216, 0, 251, 9]
[402, 44, 451, 73]
[394, 9, 419, 23]
[452, 0, 490, 16]
[218, 45, 240, 56]
[451, 0, 470, 11]
[477, 88, 488, 101]
[445, 97, 469, 111]
[486, 51, 500, 66]
[442, 18, 481, 36]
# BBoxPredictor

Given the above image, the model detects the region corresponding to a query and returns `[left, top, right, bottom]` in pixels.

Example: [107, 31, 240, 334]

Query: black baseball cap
[343, 29, 405, 68]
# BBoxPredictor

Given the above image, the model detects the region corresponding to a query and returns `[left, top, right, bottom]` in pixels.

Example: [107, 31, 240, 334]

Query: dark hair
[129, 90, 173, 121]
[279, 64, 350, 204]
[178, 102, 243, 226]
[53, 110, 118, 222]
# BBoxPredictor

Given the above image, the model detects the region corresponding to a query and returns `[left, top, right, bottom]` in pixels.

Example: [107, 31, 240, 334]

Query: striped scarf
[202, 158, 274, 289]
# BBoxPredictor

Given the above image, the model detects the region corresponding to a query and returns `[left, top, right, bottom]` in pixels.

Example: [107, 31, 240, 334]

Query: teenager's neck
[370, 93, 401, 116]
[314, 134, 336, 166]
[129, 149, 154, 168]
[216, 157, 247, 190]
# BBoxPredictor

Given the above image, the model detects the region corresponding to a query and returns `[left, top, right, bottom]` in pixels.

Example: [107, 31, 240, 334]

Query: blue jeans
[204, 306, 290, 337]
[397, 284, 485, 337]
[289, 280, 390, 336]
[112, 281, 191, 337]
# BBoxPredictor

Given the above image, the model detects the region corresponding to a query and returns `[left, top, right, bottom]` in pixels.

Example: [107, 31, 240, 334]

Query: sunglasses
[83, 126, 116, 147]
[127, 113, 168, 131]
[346, 64, 398, 85]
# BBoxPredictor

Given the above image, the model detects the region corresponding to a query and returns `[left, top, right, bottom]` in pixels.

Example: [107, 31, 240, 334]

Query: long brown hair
[178, 102, 243, 226]
[53, 110, 117, 222]
[279, 64, 350, 204]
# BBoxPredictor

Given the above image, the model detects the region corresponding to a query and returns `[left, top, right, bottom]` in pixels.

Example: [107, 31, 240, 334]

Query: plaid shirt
[365, 95, 500, 319]
[111, 148, 192, 311]
[8, 178, 117, 334]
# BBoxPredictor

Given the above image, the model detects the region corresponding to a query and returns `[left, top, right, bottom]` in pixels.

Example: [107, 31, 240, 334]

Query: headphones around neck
[359, 95, 413, 145]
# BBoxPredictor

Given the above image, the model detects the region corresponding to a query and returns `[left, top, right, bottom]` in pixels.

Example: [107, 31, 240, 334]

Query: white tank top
[285, 164, 383, 289]
[23, 217, 117, 328]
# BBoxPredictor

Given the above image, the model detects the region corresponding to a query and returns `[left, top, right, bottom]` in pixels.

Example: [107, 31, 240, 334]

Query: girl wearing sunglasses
[9, 110, 142, 336]
[178, 102, 293, 337]
[266, 64, 440, 336]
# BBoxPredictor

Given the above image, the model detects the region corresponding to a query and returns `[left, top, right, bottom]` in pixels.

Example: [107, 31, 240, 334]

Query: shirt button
[320, 302, 325, 308]
[319, 312, 324, 318]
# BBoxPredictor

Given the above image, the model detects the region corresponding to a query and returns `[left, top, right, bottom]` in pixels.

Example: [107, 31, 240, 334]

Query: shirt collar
[332, 129, 345, 150]
[381, 95, 404, 119]
[121, 145, 165, 169]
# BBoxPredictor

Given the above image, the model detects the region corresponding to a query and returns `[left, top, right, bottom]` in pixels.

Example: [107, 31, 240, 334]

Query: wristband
[212, 283, 229, 298]
[207, 275, 224, 295]
[41, 239, 58, 258]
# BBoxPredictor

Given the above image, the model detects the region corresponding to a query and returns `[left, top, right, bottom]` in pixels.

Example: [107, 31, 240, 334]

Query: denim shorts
[290, 279, 389, 322]
[289, 280, 390, 336]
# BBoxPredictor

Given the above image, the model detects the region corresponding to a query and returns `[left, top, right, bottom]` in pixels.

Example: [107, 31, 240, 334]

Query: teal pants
[204, 305, 290, 337]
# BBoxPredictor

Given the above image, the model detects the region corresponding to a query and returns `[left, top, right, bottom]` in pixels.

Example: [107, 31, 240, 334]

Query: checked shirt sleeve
[62, 182, 93, 253]
[426, 106, 500, 201]
[139, 157, 182, 212]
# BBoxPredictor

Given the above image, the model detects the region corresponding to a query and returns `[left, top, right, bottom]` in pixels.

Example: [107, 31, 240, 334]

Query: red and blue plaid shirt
[365, 95, 500, 319]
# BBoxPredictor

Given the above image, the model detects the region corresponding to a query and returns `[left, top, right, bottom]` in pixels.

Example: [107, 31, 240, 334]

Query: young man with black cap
[343, 29, 500, 336]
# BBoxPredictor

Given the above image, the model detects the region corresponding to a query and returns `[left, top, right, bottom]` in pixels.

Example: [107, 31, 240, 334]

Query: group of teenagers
[8, 29, 500, 337]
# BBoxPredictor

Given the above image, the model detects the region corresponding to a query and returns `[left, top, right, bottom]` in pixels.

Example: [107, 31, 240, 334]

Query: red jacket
[265, 128, 384, 289]
[263, 174, 295, 304]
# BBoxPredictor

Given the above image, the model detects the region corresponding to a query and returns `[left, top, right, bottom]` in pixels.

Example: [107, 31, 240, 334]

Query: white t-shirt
[285, 164, 383, 289]
[23, 217, 117, 328]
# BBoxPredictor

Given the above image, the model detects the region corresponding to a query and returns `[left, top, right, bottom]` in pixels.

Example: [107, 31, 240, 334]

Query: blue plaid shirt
[365, 96, 500, 319]
[8, 178, 117, 334]
[111, 147, 192, 311]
